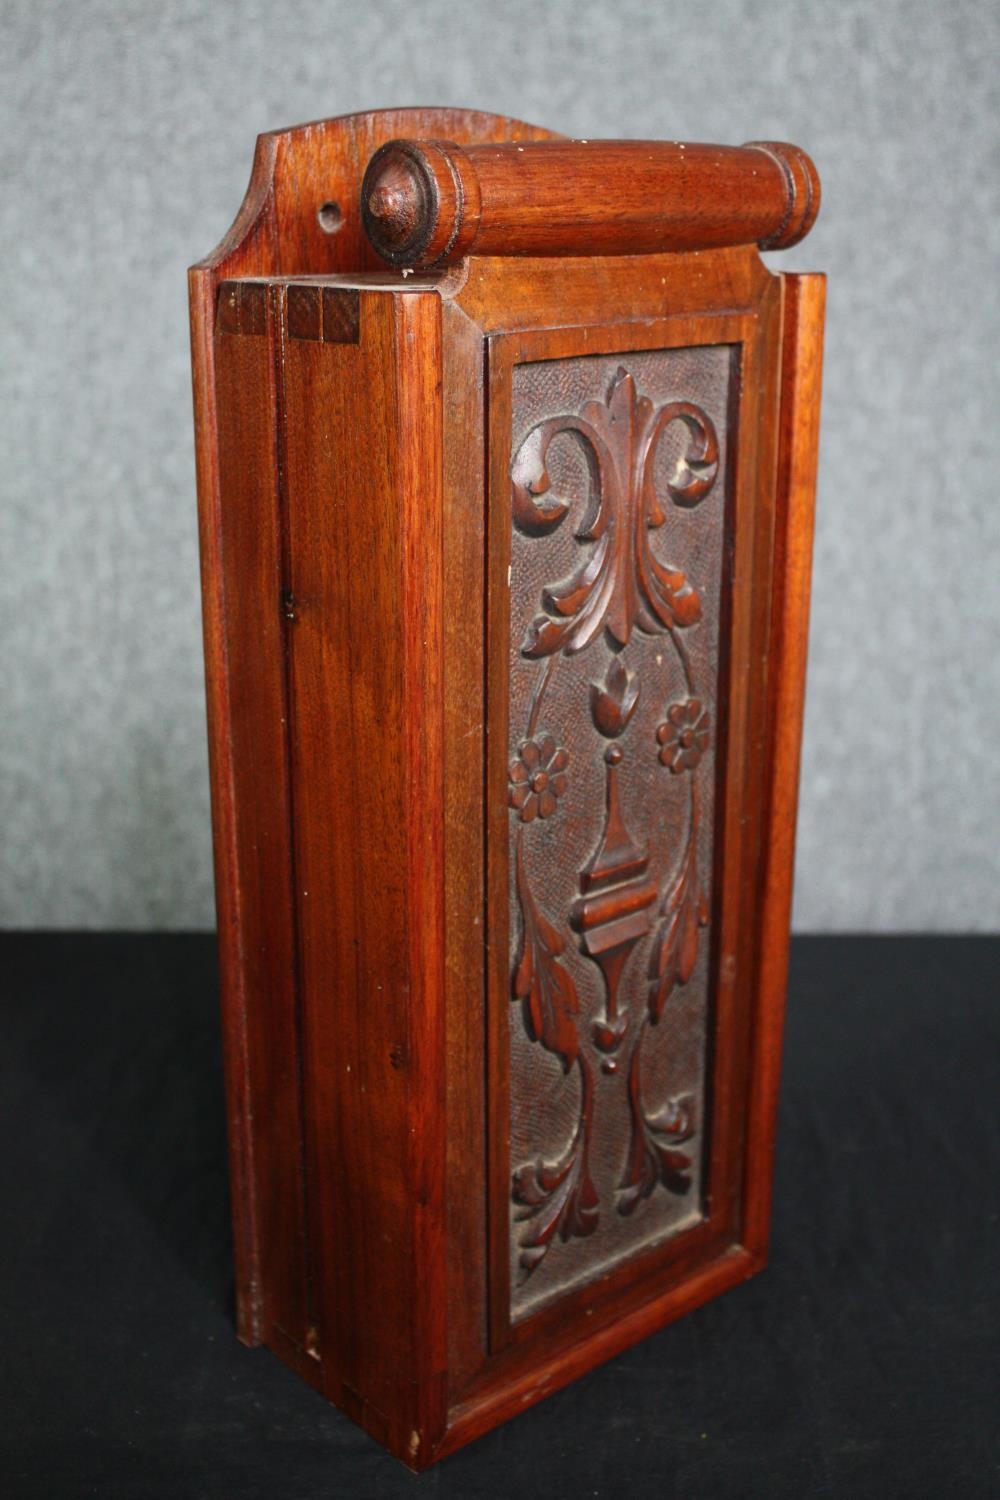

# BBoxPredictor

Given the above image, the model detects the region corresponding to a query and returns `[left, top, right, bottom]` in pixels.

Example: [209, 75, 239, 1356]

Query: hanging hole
[317, 201, 343, 234]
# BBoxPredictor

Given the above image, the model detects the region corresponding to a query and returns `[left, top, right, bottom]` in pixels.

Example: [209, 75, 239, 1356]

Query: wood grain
[278, 284, 448, 1458]
[361, 138, 819, 268]
[479, 281, 782, 1375]
[188, 106, 559, 1370]
[743, 272, 826, 1260]
[189, 110, 824, 1470]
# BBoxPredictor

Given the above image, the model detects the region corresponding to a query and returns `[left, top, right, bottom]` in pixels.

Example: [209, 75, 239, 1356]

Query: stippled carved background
[507, 346, 734, 1318]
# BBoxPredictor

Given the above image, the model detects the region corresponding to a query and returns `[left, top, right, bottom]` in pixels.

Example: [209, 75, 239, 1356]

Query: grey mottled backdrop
[2, 0, 998, 930]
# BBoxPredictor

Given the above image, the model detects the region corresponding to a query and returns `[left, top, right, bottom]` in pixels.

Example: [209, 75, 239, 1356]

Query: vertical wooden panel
[189, 267, 262, 1345]
[440, 303, 490, 1386]
[211, 284, 311, 1363]
[502, 348, 733, 1319]
[475, 297, 780, 1367]
[744, 272, 827, 1258]
[709, 269, 784, 1246]
[279, 285, 447, 1458]
[395, 293, 450, 1454]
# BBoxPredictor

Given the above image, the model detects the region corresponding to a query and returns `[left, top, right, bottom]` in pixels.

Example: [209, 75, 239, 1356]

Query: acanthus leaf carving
[511, 828, 599, 1274]
[512, 1057, 599, 1274]
[647, 783, 709, 1024]
[619, 1025, 695, 1215]
[513, 833, 580, 1072]
[508, 360, 723, 1296]
[512, 368, 718, 658]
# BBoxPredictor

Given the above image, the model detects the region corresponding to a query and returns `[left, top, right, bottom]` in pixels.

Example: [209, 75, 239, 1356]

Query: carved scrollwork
[511, 1053, 599, 1274]
[620, 1023, 695, 1215]
[511, 830, 599, 1274]
[508, 362, 720, 1285]
[511, 367, 718, 657]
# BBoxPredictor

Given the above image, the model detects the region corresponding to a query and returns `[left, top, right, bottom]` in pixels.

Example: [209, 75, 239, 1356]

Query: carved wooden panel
[506, 346, 735, 1319]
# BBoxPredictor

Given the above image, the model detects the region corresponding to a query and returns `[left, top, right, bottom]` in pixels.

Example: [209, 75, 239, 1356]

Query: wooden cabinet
[189, 107, 825, 1469]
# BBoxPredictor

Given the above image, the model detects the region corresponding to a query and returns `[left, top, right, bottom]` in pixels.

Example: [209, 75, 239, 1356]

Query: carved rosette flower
[509, 735, 569, 822]
[656, 698, 710, 773]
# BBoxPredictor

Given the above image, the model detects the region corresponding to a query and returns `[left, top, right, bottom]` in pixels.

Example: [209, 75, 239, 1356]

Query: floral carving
[656, 698, 710, 773]
[590, 656, 640, 738]
[508, 361, 722, 1285]
[511, 368, 718, 657]
[509, 735, 569, 822]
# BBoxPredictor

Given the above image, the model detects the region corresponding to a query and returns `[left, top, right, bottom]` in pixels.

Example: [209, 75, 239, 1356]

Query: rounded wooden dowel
[361, 138, 820, 269]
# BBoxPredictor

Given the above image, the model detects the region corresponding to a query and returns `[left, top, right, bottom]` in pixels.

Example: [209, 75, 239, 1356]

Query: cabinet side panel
[441, 304, 490, 1387]
[189, 269, 261, 1343]
[280, 286, 448, 1459]
[744, 272, 826, 1256]
[210, 282, 311, 1359]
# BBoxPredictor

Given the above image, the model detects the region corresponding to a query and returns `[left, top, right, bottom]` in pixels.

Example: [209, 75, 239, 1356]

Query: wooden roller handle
[360, 138, 820, 269]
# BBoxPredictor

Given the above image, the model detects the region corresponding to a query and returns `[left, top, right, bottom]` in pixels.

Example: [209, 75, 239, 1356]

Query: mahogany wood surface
[188, 107, 560, 1376]
[745, 273, 826, 1259]
[361, 138, 819, 268]
[478, 291, 781, 1367]
[189, 108, 824, 1469]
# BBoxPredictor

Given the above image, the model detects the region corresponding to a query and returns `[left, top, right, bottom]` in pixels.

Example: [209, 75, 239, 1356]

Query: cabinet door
[484, 305, 782, 1353]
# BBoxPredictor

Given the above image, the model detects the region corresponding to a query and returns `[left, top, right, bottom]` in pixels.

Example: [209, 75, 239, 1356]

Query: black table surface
[1, 934, 997, 1499]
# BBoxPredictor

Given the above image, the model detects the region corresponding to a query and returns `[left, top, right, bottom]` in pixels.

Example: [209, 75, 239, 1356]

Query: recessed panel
[506, 347, 734, 1319]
